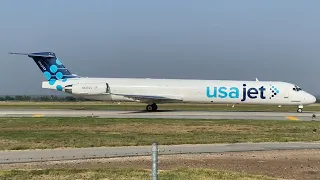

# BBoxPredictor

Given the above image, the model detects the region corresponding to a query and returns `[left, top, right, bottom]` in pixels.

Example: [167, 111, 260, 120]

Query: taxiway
[0, 109, 318, 120]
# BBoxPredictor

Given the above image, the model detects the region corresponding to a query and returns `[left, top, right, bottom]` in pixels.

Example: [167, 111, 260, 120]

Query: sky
[0, 0, 320, 95]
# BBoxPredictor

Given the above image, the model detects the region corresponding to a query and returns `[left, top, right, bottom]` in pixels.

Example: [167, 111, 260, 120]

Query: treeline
[0, 95, 91, 102]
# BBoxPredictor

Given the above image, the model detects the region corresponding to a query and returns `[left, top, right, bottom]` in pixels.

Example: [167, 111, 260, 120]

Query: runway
[0, 109, 318, 120]
[1, 142, 320, 164]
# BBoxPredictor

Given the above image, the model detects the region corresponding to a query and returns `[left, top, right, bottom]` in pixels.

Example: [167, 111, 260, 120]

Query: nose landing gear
[146, 103, 158, 112]
[297, 105, 303, 113]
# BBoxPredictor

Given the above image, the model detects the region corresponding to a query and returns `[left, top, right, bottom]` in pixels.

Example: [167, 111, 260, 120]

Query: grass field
[0, 168, 275, 180]
[0, 101, 320, 112]
[0, 117, 319, 150]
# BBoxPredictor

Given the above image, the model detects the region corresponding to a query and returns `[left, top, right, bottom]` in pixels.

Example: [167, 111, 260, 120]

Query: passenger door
[106, 83, 110, 94]
[284, 90, 289, 98]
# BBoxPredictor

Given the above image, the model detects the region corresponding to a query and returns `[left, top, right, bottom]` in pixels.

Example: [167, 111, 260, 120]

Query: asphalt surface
[1, 142, 320, 164]
[0, 109, 318, 120]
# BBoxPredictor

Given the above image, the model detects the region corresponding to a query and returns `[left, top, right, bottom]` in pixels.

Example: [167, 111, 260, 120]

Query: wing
[112, 93, 183, 103]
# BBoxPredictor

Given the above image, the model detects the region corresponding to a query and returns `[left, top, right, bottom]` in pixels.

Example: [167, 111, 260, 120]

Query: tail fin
[9, 52, 79, 82]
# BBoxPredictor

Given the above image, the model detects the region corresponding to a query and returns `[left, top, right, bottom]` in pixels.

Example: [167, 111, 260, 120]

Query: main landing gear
[297, 105, 303, 113]
[146, 103, 158, 112]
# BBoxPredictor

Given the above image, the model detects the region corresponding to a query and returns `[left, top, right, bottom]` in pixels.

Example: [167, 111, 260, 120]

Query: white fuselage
[42, 77, 316, 106]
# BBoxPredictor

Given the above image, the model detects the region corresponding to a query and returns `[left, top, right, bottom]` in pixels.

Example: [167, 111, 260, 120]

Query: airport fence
[152, 142, 159, 180]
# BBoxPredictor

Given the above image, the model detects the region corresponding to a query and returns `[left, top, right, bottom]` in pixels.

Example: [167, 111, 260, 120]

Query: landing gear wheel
[297, 108, 302, 113]
[146, 105, 153, 112]
[153, 104, 158, 111]
[146, 103, 158, 112]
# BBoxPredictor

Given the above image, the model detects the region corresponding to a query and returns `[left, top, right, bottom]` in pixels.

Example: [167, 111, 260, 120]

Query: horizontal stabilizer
[9, 52, 56, 58]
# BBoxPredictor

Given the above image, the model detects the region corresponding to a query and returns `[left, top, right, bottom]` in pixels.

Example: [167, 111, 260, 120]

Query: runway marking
[285, 116, 299, 121]
[32, 114, 44, 117]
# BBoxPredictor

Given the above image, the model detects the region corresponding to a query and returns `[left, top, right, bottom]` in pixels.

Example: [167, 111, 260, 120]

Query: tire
[153, 104, 158, 111]
[146, 105, 153, 112]
[297, 108, 302, 113]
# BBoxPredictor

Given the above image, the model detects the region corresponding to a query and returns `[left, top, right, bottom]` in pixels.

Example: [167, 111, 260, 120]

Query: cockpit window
[293, 85, 302, 91]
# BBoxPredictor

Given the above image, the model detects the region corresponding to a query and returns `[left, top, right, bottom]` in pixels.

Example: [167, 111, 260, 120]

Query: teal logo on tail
[9, 52, 79, 91]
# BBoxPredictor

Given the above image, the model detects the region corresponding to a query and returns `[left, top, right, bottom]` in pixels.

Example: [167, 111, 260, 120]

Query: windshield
[293, 85, 302, 91]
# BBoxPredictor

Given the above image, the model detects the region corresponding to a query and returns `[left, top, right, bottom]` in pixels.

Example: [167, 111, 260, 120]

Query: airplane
[9, 52, 316, 113]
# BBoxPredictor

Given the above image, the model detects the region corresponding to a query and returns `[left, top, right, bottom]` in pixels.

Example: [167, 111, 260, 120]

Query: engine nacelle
[64, 83, 110, 95]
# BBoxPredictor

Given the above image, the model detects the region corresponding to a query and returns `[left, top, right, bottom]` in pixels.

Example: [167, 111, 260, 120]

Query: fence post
[152, 142, 158, 180]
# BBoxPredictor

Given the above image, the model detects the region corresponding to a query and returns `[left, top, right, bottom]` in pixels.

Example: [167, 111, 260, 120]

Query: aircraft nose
[306, 93, 316, 104]
[311, 94, 317, 103]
